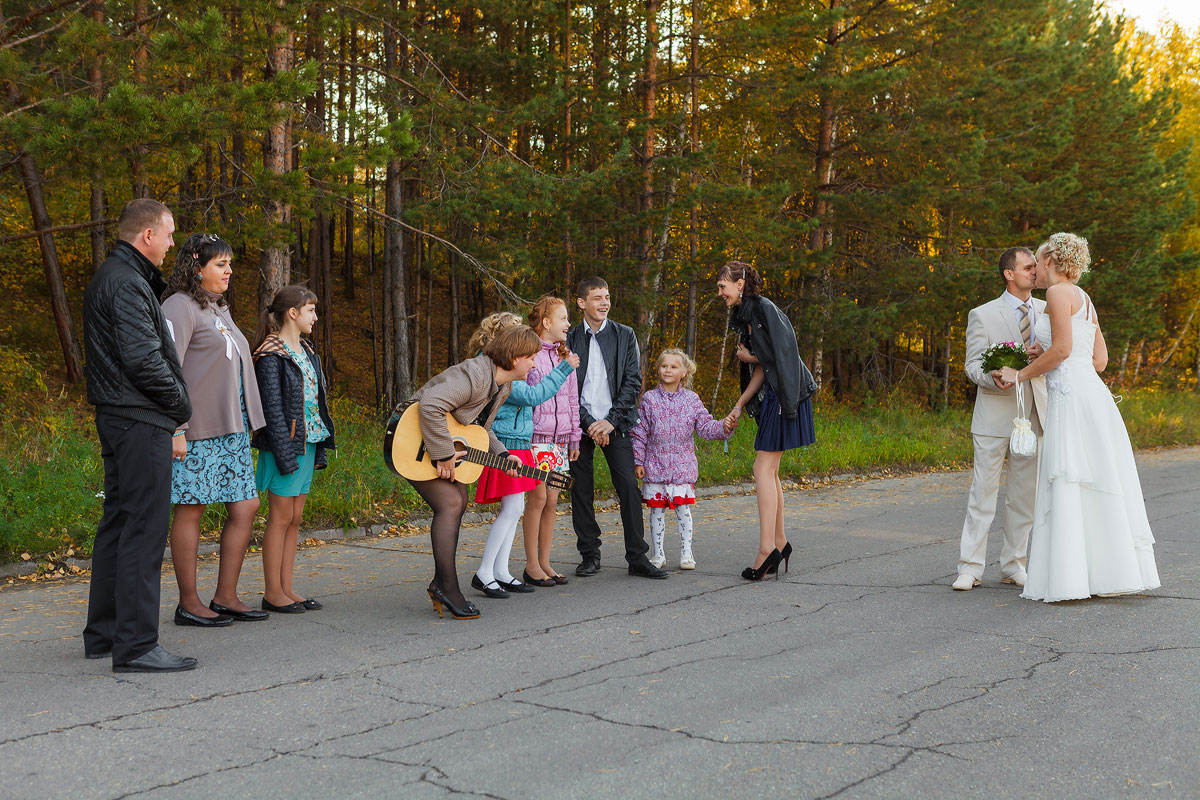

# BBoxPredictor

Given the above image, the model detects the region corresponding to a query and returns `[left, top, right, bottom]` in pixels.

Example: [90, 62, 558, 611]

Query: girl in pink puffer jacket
[522, 296, 582, 586]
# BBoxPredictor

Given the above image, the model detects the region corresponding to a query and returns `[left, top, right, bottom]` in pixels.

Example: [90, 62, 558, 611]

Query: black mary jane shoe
[300, 598, 323, 610]
[499, 579, 535, 593]
[471, 574, 511, 599]
[210, 600, 269, 621]
[261, 598, 307, 614]
[174, 605, 233, 627]
[427, 584, 480, 619]
[522, 569, 557, 588]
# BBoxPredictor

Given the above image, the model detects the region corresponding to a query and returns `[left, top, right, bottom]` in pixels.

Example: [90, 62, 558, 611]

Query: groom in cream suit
[954, 247, 1048, 591]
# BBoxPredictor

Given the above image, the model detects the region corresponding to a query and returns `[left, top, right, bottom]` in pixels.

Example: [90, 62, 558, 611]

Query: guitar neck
[463, 447, 546, 481]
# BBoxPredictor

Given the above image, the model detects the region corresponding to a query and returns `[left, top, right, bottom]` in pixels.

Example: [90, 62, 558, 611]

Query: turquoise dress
[255, 343, 329, 497]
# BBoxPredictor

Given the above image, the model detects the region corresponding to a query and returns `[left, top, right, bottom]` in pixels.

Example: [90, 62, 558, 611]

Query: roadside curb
[0, 473, 863, 579]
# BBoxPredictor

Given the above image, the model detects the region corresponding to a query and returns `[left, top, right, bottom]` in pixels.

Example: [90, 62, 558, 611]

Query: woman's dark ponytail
[716, 260, 763, 297]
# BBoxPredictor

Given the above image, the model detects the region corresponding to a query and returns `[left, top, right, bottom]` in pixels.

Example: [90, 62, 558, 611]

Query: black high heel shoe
[767, 542, 793, 575]
[427, 584, 480, 619]
[740, 549, 783, 582]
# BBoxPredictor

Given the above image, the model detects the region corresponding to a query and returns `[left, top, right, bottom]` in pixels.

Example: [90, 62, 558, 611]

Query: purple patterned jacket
[631, 386, 731, 485]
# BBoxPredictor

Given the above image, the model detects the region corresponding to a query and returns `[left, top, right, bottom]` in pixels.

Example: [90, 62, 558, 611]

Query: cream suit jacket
[964, 294, 1048, 437]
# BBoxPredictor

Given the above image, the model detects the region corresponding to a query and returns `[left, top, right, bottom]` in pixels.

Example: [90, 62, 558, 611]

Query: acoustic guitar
[383, 401, 573, 489]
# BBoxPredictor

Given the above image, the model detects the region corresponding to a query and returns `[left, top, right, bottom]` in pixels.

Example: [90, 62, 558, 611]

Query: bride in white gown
[999, 233, 1160, 602]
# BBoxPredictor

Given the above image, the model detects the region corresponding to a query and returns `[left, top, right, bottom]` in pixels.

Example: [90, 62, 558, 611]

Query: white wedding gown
[1022, 286, 1160, 602]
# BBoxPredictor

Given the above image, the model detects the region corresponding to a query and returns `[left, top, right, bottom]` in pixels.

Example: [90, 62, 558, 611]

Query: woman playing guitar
[405, 325, 543, 620]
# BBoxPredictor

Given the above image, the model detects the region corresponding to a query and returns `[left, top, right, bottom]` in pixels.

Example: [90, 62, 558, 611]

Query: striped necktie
[1018, 302, 1031, 348]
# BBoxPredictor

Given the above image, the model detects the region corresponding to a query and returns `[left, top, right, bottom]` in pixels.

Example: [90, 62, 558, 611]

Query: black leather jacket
[251, 335, 336, 475]
[83, 240, 191, 430]
[567, 319, 642, 435]
[731, 295, 816, 420]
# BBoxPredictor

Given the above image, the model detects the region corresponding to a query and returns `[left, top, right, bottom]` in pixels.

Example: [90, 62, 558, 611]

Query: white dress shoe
[952, 573, 981, 591]
[1001, 569, 1027, 588]
[679, 546, 696, 570]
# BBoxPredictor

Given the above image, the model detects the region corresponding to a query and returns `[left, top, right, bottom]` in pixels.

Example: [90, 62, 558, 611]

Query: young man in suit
[567, 277, 667, 579]
[954, 247, 1048, 591]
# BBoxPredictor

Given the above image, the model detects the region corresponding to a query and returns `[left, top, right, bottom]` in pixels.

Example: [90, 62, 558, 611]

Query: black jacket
[83, 239, 191, 430]
[567, 319, 642, 435]
[251, 335, 336, 475]
[731, 295, 816, 420]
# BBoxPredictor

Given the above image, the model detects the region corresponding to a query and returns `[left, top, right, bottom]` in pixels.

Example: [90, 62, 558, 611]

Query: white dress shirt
[580, 319, 613, 423]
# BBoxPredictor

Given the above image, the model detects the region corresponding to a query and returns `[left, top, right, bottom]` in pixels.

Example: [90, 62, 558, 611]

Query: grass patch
[3, 382, 1199, 561]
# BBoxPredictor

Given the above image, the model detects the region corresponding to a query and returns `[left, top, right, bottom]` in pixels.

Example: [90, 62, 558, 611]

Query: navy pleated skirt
[753, 384, 816, 452]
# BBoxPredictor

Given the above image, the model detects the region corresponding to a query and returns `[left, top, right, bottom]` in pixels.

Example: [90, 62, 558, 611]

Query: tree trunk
[130, 0, 149, 198]
[342, 22, 357, 299]
[384, 6, 412, 401]
[637, 0, 661, 340]
[259, 0, 292, 307]
[685, 0, 700, 358]
[809, 8, 842, 389]
[88, 0, 107, 272]
[17, 147, 84, 382]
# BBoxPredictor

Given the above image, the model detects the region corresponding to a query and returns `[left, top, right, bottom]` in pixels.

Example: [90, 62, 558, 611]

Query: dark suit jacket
[567, 319, 642, 435]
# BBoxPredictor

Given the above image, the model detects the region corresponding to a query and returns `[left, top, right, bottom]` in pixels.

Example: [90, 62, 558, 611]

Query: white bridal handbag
[1010, 380, 1037, 457]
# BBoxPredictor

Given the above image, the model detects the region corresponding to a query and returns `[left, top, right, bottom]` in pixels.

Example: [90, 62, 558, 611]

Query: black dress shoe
[498, 579, 535, 593]
[112, 645, 198, 673]
[262, 598, 307, 613]
[471, 574, 511, 599]
[174, 605, 233, 627]
[551, 573, 569, 585]
[300, 598, 323, 610]
[628, 561, 669, 579]
[210, 601, 269, 621]
[523, 569, 556, 587]
[575, 559, 600, 577]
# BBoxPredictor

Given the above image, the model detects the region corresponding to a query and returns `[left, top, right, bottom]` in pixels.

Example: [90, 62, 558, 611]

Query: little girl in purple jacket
[632, 349, 732, 569]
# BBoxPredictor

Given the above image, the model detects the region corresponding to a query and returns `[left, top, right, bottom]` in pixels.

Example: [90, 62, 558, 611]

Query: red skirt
[474, 449, 537, 504]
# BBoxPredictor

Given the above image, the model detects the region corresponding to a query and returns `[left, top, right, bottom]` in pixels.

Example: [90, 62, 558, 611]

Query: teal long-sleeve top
[492, 359, 574, 450]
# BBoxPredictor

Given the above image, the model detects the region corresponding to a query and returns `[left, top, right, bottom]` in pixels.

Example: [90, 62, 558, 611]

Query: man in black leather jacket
[567, 278, 667, 579]
[82, 198, 197, 673]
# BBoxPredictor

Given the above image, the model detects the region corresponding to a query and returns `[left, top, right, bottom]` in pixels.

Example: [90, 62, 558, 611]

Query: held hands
[990, 369, 1012, 391]
[723, 406, 742, 433]
[1027, 340, 1044, 359]
[171, 434, 186, 461]
[565, 350, 581, 369]
[998, 366, 1022, 389]
[587, 419, 614, 447]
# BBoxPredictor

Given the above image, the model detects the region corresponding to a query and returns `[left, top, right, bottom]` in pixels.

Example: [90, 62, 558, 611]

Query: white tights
[477, 492, 524, 586]
[649, 505, 694, 559]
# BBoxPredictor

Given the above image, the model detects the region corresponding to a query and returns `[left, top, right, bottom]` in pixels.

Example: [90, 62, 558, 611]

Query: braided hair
[715, 260, 763, 297]
[163, 232, 234, 307]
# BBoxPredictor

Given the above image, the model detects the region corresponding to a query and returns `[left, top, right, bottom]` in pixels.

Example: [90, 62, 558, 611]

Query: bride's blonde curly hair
[467, 311, 524, 355]
[1040, 232, 1091, 281]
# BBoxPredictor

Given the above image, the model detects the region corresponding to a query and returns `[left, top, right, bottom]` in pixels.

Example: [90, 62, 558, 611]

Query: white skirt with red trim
[641, 482, 696, 509]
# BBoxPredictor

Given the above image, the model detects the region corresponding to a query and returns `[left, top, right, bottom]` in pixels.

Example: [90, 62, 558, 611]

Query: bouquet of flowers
[980, 341, 1029, 372]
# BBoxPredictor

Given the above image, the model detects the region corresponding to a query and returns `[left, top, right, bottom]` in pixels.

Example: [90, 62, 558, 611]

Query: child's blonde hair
[467, 312, 524, 355]
[657, 348, 697, 388]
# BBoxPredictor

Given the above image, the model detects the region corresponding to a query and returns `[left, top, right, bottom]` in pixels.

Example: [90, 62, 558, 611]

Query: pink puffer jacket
[528, 339, 581, 449]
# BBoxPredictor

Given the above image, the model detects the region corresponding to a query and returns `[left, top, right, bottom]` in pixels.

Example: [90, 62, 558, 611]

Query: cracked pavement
[1, 446, 1197, 799]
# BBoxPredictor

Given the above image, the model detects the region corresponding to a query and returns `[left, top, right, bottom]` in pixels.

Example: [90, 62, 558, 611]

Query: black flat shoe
[427, 584, 480, 619]
[113, 644, 197, 673]
[300, 598, 323, 610]
[523, 569, 556, 587]
[498, 579, 535, 593]
[174, 605, 233, 627]
[262, 598, 307, 613]
[210, 601, 269, 621]
[471, 574, 511, 599]
[628, 561, 669, 579]
[575, 559, 600, 577]
[551, 573, 569, 585]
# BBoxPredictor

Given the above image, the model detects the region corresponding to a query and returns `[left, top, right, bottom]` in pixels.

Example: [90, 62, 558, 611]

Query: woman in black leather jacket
[718, 262, 816, 580]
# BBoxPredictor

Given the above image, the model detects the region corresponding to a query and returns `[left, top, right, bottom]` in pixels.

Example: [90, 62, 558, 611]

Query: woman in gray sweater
[161, 234, 267, 626]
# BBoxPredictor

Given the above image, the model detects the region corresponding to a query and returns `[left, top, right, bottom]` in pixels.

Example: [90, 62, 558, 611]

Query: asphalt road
[1, 447, 1197, 799]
